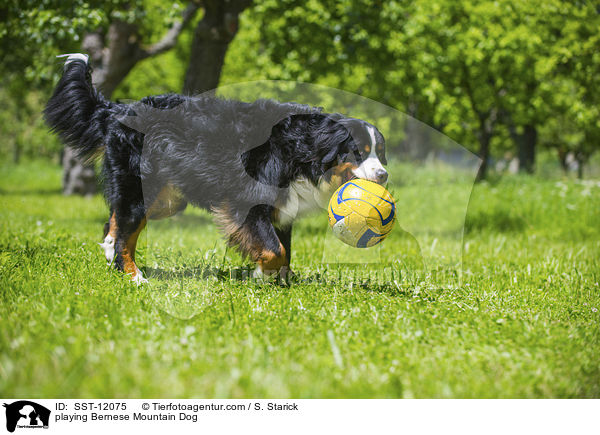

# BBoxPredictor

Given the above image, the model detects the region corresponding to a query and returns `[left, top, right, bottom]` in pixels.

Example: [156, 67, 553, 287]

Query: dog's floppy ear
[375, 129, 388, 165]
[315, 119, 352, 163]
[321, 142, 344, 163]
[380, 149, 388, 165]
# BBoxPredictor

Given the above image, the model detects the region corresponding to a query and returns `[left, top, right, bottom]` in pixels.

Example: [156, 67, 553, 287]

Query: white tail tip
[57, 53, 89, 65]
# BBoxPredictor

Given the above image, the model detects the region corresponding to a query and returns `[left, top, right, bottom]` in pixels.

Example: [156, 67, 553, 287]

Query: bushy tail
[44, 53, 110, 158]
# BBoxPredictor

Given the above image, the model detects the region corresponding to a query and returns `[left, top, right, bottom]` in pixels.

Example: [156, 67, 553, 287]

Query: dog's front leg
[272, 225, 294, 282]
[215, 204, 292, 282]
[250, 211, 290, 282]
[113, 211, 147, 285]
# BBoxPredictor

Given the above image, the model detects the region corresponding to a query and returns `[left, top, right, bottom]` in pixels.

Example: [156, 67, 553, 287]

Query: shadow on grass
[143, 263, 438, 298]
[144, 265, 252, 282]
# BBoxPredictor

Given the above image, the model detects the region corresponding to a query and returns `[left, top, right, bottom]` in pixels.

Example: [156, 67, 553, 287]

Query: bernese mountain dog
[45, 53, 388, 283]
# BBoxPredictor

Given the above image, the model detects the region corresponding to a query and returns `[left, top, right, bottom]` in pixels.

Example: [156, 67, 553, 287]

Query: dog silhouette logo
[3, 401, 50, 432]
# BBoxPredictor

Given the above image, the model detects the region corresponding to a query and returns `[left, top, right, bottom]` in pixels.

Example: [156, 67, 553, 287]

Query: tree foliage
[1, 0, 598, 176]
[0, 0, 190, 91]
[222, 0, 600, 176]
[0, 0, 191, 162]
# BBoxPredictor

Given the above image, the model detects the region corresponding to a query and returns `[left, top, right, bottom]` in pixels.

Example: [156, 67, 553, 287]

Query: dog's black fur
[45, 57, 386, 281]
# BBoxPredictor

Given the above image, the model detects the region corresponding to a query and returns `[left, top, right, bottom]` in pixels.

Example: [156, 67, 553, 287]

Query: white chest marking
[278, 177, 333, 225]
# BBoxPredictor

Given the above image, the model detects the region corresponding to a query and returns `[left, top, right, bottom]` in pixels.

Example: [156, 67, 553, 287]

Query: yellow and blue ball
[328, 179, 396, 248]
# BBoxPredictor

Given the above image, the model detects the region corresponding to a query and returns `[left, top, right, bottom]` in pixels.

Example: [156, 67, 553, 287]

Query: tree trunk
[61, 3, 199, 196]
[183, 0, 252, 95]
[13, 139, 20, 164]
[575, 152, 585, 179]
[84, 24, 143, 97]
[513, 124, 537, 173]
[475, 110, 496, 182]
[62, 147, 97, 196]
[557, 146, 568, 174]
[475, 130, 492, 182]
[13, 108, 22, 164]
[62, 24, 140, 196]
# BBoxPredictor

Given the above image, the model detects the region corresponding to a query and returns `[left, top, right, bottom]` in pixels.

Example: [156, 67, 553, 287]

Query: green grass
[1, 160, 599, 398]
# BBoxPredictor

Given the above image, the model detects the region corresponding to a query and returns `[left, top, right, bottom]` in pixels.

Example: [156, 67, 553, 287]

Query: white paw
[253, 266, 265, 281]
[253, 265, 289, 282]
[99, 235, 115, 264]
[131, 269, 148, 285]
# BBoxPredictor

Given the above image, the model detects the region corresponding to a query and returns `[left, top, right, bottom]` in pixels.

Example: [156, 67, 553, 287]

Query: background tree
[0, 0, 252, 194]
[1, 0, 196, 194]
[183, 0, 252, 94]
[220, 0, 599, 179]
[1, 0, 598, 179]
[64, 1, 199, 196]
[538, 1, 600, 178]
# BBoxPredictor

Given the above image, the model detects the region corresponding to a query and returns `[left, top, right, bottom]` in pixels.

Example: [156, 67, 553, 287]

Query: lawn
[1, 159, 599, 398]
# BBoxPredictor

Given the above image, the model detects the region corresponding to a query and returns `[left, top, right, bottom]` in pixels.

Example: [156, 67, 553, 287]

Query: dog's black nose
[375, 169, 388, 184]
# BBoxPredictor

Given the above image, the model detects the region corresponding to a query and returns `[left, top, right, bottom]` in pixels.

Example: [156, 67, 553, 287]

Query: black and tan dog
[45, 54, 388, 283]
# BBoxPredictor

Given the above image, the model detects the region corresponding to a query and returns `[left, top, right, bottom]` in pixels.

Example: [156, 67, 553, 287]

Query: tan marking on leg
[121, 218, 147, 280]
[257, 243, 288, 277]
[108, 212, 117, 238]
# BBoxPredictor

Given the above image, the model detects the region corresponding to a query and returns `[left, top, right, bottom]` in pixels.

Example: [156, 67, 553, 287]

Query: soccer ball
[328, 179, 396, 248]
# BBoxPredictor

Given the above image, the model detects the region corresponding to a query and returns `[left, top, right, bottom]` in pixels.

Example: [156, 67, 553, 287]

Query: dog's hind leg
[104, 150, 148, 283]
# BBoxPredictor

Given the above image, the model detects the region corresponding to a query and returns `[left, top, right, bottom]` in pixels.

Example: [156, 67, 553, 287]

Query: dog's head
[316, 116, 388, 187]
